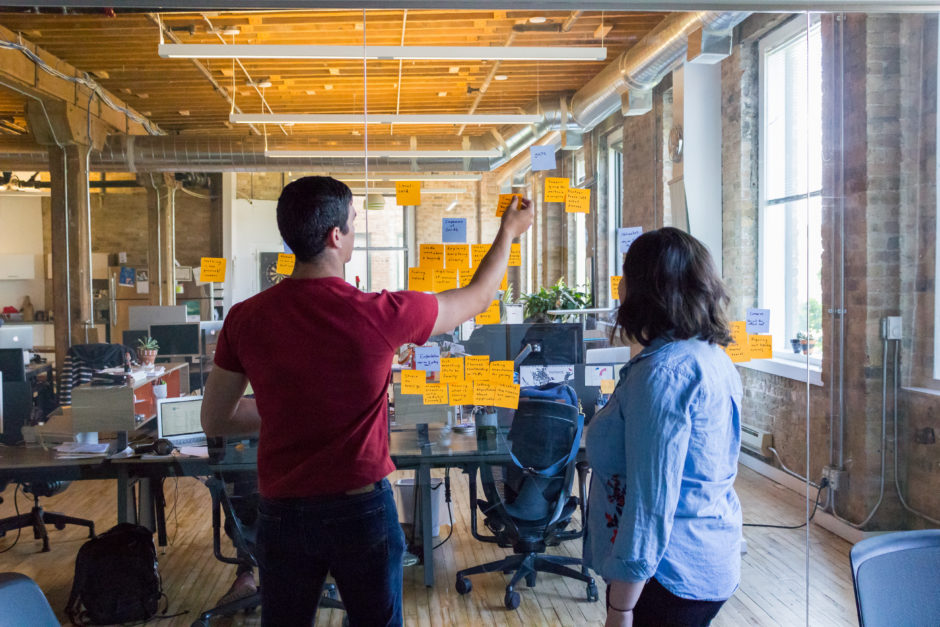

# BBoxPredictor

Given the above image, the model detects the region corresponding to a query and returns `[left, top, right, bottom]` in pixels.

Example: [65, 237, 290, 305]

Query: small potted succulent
[137, 336, 159, 369]
[152, 378, 168, 399]
[790, 337, 802, 353]
[796, 332, 817, 355]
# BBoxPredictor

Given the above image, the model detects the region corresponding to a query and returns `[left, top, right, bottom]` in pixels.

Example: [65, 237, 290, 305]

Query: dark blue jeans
[256, 479, 405, 627]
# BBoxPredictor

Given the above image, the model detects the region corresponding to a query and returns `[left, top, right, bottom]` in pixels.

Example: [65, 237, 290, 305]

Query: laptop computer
[156, 395, 207, 447]
[0, 326, 33, 350]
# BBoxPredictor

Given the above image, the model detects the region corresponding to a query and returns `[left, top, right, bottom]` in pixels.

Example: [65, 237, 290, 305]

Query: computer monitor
[508, 323, 583, 366]
[0, 326, 33, 350]
[127, 305, 187, 332]
[156, 396, 206, 447]
[462, 326, 510, 361]
[149, 323, 200, 358]
[0, 349, 26, 383]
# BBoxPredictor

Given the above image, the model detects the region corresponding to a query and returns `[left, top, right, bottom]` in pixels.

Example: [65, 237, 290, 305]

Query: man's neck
[290, 255, 344, 280]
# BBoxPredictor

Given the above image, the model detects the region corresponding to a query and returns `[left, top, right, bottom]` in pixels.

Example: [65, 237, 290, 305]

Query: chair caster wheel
[587, 581, 599, 602]
[455, 576, 472, 595]
[54, 522, 65, 530]
[190, 620, 209, 627]
[504, 589, 521, 610]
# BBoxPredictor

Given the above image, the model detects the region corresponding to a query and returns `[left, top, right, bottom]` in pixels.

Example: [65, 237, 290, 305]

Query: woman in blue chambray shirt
[584, 227, 742, 627]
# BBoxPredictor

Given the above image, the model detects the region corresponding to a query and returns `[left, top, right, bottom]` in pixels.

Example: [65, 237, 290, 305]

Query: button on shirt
[584, 336, 743, 601]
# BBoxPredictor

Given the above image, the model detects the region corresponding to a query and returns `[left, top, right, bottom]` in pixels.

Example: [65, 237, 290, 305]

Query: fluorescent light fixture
[266, 149, 501, 159]
[159, 43, 606, 62]
[336, 174, 482, 182]
[350, 188, 467, 195]
[231, 113, 541, 125]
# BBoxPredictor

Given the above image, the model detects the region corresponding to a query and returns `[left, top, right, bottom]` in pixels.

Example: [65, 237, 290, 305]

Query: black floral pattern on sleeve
[605, 474, 625, 544]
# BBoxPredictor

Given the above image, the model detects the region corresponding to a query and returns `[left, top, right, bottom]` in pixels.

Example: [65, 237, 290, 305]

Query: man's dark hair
[615, 227, 732, 347]
[276, 176, 353, 262]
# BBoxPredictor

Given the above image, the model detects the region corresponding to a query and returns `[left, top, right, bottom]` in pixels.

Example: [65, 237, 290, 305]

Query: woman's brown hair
[615, 227, 732, 347]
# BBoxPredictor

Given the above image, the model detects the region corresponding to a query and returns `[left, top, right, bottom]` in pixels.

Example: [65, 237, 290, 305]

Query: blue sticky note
[283, 241, 293, 254]
[118, 266, 135, 287]
[530, 145, 557, 171]
[442, 218, 467, 243]
[414, 345, 441, 372]
[618, 227, 643, 256]
[746, 309, 771, 334]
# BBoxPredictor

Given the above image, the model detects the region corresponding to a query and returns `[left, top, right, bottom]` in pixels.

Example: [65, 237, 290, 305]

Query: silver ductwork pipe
[0, 11, 747, 174]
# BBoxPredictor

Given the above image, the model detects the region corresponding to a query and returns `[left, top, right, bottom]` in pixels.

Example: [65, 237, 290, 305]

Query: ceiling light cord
[392, 9, 408, 137]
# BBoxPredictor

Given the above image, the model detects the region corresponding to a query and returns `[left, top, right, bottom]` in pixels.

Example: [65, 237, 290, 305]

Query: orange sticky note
[440, 357, 465, 384]
[464, 355, 490, 381]
[408, 267, 432, 292]
[500, 272, 508, 291]
[475, 300, 501, 325]
[730, 321, 747, 347]
[544, 177, 569, 203]
[445, 244, 470, 270]
[471, 244, 490, 268]
[401, 369, 427, 395]
[610, 275, 623, 301]
[395, 180, 420, 205]
[473, 380, 496, 405]
[508, 243, 521, 267]
[423, 383, 448, 405]
[600, 379, 616, 395]
[565, 187, 591, 213]
[496, 193, 522, 217]
[276, 253, 296, 275]
[200, 257, 227, 282]
[432, 268, 459, 292]
[458, 269, 474, 288]
[749, 335, 773, 359]
[725, 342, 750, 363]
[419, 244, 445, 270]
[448, 382, 473, 406]
[489, 361, 515, 385]
[493, 383, 521, 410]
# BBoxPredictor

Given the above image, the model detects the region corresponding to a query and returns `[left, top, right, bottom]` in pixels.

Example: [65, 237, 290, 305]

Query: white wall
[229, 198, 282, 306]
[0, 194, 46, 312]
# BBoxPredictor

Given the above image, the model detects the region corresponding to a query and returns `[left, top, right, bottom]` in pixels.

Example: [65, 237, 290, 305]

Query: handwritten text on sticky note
[408, 267, 432, 292]
[494, 383, 521, 409]
[442, 218, 467, 243]
[401, 369, 427, 394]
[200, 257, 226, 282]
[423, 383, 448, 405]
[545, 177, 569, 203]
[445, 244, 470, 270]
[395, 181, 420, 205]
[496, 194, 522, 218]
[440, 358, 465, 384]
[276, 253, 295, 275]
[565, 187, 591, 213]
[476, 300, 501, 325]
[610, 275, 623, 301]
[464, 355, 490, 381]
[471, 244, 490, 268]
[746, 309, 771, 334]
[530, 145, 556, 171]
[419, 244, 445, 270]
[414, 345, 441, 372]
[618, 227, 643, 256]
[748, 335, 773, 359]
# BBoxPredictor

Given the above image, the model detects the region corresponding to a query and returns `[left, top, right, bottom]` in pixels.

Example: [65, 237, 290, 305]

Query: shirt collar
[618, 333, 676, 382]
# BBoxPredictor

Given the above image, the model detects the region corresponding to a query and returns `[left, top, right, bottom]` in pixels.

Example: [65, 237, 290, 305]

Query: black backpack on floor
[66, 523, 163, 625]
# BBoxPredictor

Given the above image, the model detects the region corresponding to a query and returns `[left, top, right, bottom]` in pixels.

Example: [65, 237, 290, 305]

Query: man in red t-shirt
[202, 176, 532, 626]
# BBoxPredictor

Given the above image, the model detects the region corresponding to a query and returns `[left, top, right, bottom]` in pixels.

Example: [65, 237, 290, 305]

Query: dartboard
[258, 252, 285, 291]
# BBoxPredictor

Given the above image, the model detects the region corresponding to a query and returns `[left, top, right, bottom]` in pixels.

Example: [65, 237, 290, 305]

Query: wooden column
[47, 144, 92, 366]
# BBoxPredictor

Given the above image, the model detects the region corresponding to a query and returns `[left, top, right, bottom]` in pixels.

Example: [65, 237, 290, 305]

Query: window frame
[347, 195, 410, 292]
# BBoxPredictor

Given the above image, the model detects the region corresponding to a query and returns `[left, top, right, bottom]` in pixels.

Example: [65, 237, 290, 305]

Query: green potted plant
[152, 378, 168, 399]
[520, 278, 592, 323]
[137, 336, 159, 369]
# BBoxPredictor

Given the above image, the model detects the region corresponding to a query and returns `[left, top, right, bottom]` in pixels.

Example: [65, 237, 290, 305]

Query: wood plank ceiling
[0, 9, 668, 150]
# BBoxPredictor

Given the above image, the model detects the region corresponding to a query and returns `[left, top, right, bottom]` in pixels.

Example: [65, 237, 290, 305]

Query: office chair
[193, 468, 348, 626]
[0, 481, 95, 553]
[455, 398, 597, 610]
[850, 529, 940, 626]
[0, 572, 59, 627]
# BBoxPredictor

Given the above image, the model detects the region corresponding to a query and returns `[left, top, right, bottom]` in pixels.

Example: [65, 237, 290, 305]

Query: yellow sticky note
[471, 244, 490, 268]
[500, 272, 508, 291]
[493, 383, 521, 410]
[489, 360, 515, 385]
[725, 342, 750, 363]
[432, 268, 459, 292]
[276, 253, 296, 275]
[473, 380, 496, 406]
[749, 334, 773, 359]
[475, 300, 501, 325]
[408, 267, 432, 292]
[610, 275, 623, 301]
[419, 244, 445, 270]
[458, 269, 474, 288]
[440, 357, 465, 384]
[449, 382, 473, 406]
[565, 187, 591, 213]
[509, 243, 521, 267]
[730, 321, 747, 347]
[200, 257, 227, 282]
[464, 355, 490, 381]
[496, 193, 522, 217]
[401, 370, 427, 395]
[600, 379, 616, 395]
[545, 177, 570, 203]
[445, 244, 470, 270]
[395, 181, 421, 205]
[423, 383, 448, 405]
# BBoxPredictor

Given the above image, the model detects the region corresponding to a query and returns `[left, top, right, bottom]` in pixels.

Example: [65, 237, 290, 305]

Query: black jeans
[632, 577, 726, 627]
[256, 478, 405, 627]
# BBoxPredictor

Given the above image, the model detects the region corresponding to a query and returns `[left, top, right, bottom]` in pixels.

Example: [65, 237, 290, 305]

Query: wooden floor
[0, 465, 857, 626]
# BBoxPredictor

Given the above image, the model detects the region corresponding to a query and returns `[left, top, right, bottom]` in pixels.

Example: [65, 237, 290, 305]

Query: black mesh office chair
[455, 398, 597, 610]
[850, 529, 940, 626]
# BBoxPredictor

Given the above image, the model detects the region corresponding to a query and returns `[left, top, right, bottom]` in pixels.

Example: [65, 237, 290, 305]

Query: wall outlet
[882, 316, 903, 340]
[822, 465, 848, 491]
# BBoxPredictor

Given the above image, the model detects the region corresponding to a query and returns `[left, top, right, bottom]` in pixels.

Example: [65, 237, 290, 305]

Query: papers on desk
[178, 445, 208, 457]
[98, 366, 165, 382]
[55, 442, 111, 458]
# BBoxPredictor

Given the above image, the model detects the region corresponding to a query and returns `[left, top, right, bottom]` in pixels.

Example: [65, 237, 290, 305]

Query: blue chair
[0, 572, 59, 627]
[850, 529, 940, 626]
[455, 398, 597, 610]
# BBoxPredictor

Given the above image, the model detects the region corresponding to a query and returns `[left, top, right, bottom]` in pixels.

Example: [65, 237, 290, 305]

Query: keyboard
[169, 435, 208, 447]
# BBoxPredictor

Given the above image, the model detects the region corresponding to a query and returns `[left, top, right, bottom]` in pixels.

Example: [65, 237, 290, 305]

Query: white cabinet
[0, 254, 35, 280]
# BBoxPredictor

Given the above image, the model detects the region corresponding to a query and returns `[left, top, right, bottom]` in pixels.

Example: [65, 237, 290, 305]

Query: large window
[759, 17, 824, 362]
[346, 195, 408, 292]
